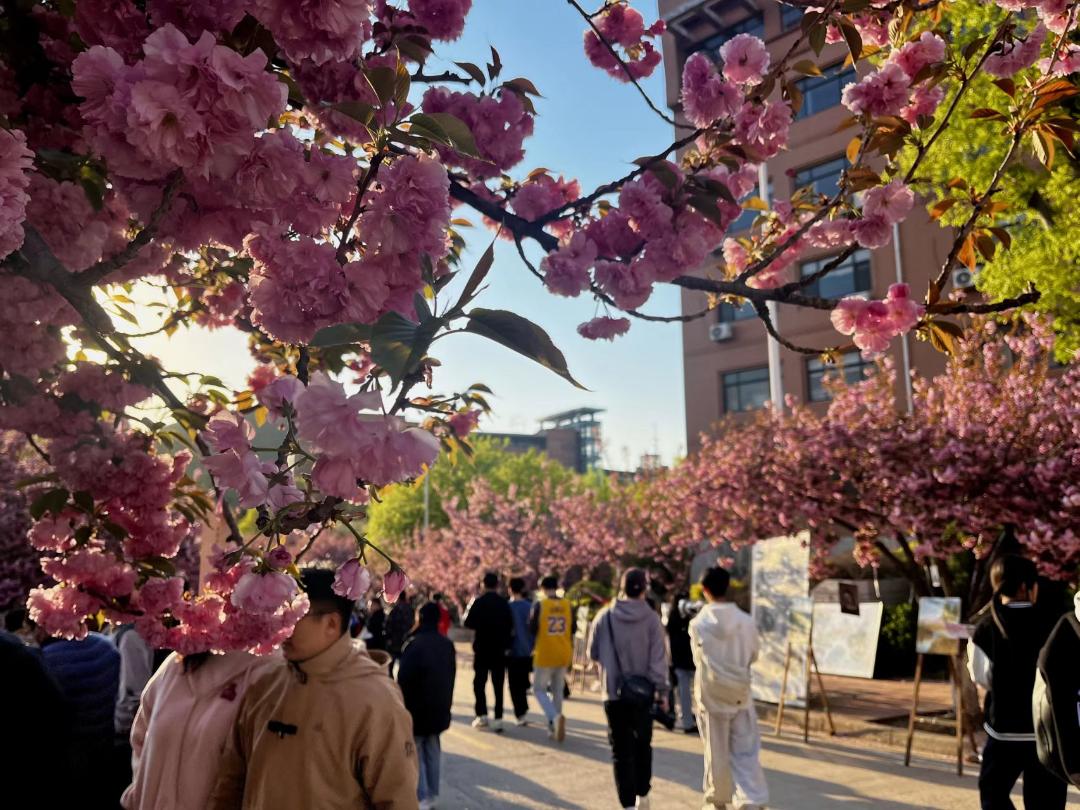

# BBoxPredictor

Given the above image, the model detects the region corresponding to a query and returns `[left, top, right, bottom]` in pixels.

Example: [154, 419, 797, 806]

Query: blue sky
[140, 1, 689, 469]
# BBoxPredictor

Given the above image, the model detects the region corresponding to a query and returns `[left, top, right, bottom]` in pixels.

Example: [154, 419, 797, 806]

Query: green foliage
[902, 0, 1080, 359]
[876, 601, 917, 677]
[366, 436, 600, 549]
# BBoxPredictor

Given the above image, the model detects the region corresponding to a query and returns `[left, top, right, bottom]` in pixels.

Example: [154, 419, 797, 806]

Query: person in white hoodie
[689, 566, 768, 810]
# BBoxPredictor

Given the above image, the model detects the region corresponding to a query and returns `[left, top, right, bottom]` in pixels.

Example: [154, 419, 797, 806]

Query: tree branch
[337, 151, 385, 262]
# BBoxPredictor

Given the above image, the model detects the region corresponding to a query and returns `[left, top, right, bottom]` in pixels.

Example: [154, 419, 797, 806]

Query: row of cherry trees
[405, 316, 1078, 608]
[2, 0, 1077, 651]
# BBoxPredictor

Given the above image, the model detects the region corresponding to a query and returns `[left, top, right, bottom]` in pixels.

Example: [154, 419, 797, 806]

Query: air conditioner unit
[952, 267, 978, 289]
[708, 322, 734, 342]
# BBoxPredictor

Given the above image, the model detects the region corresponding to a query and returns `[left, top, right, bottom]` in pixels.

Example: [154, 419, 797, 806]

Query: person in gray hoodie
[590, 568, 670, 810]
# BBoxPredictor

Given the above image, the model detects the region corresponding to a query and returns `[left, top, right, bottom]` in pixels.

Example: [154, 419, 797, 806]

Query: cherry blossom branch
[411, 69, 472, 84]
[80, 171, 182, 287]
[337, 151, 385, 262]
[566, 0, 681, 128]
[751, 300, 823, 354]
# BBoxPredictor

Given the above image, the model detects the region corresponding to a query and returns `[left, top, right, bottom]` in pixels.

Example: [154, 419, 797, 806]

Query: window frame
[794, 156, 848, 200]
[687, 12, 766, 60]
[780, 4, 805, 31]
[799, 248, 873, 299]
[717, 299, 757, 322]
[805, 351, 876, 402]
[794, 62, 858, 120]
[721, 365, 771, 414]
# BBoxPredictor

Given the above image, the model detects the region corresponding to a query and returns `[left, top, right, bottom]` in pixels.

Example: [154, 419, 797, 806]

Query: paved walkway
[437, 656, 1080, 809]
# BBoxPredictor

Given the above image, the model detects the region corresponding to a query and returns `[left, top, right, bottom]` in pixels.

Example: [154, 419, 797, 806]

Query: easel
[903, 654, 965, 776]
[774, 617, 836, 743]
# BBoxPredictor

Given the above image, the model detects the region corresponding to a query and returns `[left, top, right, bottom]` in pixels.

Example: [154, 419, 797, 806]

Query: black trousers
[507, 656, 532, 720]
[604, 700, 653, 808]
[979, 736, 1068, 810]
[473, 651, 506, 720]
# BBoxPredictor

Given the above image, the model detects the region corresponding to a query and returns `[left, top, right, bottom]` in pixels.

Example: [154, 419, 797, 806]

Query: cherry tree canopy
[2, 0, 1077, 650]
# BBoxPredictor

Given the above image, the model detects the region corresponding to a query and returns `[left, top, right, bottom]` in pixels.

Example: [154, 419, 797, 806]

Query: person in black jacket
[968, 554, 1067, 810]
[385, 591, 414, 675]
[398, 602, 457, 810]
[463, 571, 513, 732]
[365, 597, 387, 651]
[665, 592, 699, 734]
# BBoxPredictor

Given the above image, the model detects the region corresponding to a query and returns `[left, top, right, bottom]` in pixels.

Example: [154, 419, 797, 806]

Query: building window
[806, 352, 876, 402]
[800, 249, 872, 299]
[781, 4, 805, 30]
[688, 13, 766, 59]
[794, 157, 847, 199]
[718, 299, 757, 322]
[795, 63, 857, 119]
[722, 366, 771, 413]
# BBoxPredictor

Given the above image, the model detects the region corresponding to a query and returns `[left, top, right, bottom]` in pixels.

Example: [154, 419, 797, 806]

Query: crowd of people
[4, 552, 1079, 810]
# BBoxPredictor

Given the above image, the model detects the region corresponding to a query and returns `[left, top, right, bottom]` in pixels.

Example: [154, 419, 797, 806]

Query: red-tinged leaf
[993, 78, 1016, 98]
[989, 227, 1012, 250]
[846, 136, 862, 164]
[792, 59, 823, 77]
[957, 235, 978, 271]
[454, 61, 486, 85]
[809, 21, 827, 56]
[504, 77, 542, 96]
[929, 198, 958, 220]
[969, 108, 1003, 120]
[975, 233, 996, 261]
[962, 35, 988, 61]
[838, 18, 863, 61]
[946, 178, 968, 190]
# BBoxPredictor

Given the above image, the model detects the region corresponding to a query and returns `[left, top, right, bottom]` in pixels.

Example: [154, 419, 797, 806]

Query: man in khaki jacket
[209, 567, 419, 810]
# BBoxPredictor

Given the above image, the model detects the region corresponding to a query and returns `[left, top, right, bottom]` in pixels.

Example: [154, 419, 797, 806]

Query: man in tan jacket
[209, 567, 419, 810]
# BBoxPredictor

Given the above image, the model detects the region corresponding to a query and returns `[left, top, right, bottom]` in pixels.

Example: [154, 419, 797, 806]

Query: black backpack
[1034, 611, 1080, 788]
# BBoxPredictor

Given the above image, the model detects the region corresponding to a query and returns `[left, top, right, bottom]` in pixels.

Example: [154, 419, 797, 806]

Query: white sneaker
[471, 716, 489, 729]
[418, 801, 434, 810]
[514, 715, 528, 727]
[636, 796, 651, 810]
[547, 720, 556, 739]
[491, 718, 504, 733]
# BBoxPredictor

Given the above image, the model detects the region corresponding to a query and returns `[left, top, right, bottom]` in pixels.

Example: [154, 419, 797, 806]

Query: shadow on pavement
[442, 751, 590, 810]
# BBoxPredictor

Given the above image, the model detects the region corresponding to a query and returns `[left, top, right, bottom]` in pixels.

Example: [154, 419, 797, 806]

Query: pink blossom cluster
[251, 0, 373, 66]
[577, 316, 631, 341]
[830, 282, 924, 355]
[0, 274, 76, 377]
[843, 32, 947, 120]
[421, 87, 534, 179]
[72, 25, 287, 182]
[57, 362, 151, 413]
[407, 0, 473, 41]
[0, 127, 33, 260]
[511, 174, 581, 238]
[201, 411, 305, 509]
[447, 409, 481, 438]
[852, 179, 915, 249]
[680, 53, 741, 128]
[719, 34, 771, 85]
[583, 2, 665, 81]
[332, 558, 372, 599]
[984, 24, 1048, 78]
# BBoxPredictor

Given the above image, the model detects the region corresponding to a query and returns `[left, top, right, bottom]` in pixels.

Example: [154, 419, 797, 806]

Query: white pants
[698, 707, 769, 809]
[532, 666, 566, 723]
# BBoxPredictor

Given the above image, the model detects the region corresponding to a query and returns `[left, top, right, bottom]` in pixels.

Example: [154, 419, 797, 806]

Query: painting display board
[751, 532, 810, 705]
[915, 597, 963, 655]
[812, 601, 884, 679]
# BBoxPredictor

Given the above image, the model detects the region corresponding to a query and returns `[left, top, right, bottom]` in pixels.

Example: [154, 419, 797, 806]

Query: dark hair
[621, 568, 647, 598]
[540, 575, 559, 591]
[301, 567, 354, 636]
[482, 572, 499, 590]
[509, 577, 526, 595]
[4, 607, 27, 633]
[990, 554, 1037, 598]
[433, 592, 445, 602]
[418, 602, 441, 626]
[701, 567, 731, 598]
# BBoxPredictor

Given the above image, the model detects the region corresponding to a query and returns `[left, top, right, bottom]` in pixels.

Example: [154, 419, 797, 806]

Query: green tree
[903, 0, 1080, 358]
[367, 437, 601, 549]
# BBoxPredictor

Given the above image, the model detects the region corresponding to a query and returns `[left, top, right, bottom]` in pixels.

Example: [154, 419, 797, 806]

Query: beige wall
[660, 0, 956, 447]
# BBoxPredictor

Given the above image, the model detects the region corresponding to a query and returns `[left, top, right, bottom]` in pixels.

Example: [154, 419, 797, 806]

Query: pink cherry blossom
[862, 180, 915, 225]
[681, 53, 741, 128]
[0, 126, 33, 260]
[541, 232, 598, 297]
[231, 570, 299, 613]
[890, 32, 947, 79]
[852, 215, 892, 249]
[577, 316, 631, 341]
[257, 374, 306, 417]
[585, 211, 641, 259]
[137, 576, 185, 615]
[985, 25, 1048, 78]
[267, 547, 293, 570]
[593, 259, 652, 310]
[251, 0, 372, 65]
[719, 34, 770, 85]
[830, 297, 866, 335]
[511, 174, 580, 238]
[201, 412, 254, 453]
[204, 449, 269, 508]
[901, 83, 946, 125]
[294, 372, 382, 455]
[382, 568, 410, 603]
[842, 63, 912, 117]
[583, 3, 665, 81]
[312, 455, 363, 501]
[448, 409, 481, 438]
[884, 282, 924, 333]
[408, 0, 472, 41]
[333, 559, 372, 600]
[732, 100, 792, 159]
[41, 547, 138, 598]
[807, 220, 855, 249]
[422, 87, 534, 179]
[27, 585, 102, 640]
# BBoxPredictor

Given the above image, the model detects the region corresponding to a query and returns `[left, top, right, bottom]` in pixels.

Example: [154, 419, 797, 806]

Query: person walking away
[507, 577, 534, 726]
[208, 567, 418, 809]
[530, 575, 575, 741]
[122, 649, 276, 810]
[969, 554, 1067, 810]
[666, 592, 699, 735]
[691, 567, 768, 810]
[39, 627, 120, 809]
[114, 623, 155, 798]
[364, 597, 387, 651]
[589, 568, 669, 810]
[386, 591, 414, 676]
[463, 572, 513, 732]
[398, 602, 456, 810]
[433, 593, 452, 636]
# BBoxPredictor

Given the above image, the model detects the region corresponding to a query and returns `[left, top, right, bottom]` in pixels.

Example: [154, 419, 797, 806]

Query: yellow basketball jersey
[533, 597, 573, 668]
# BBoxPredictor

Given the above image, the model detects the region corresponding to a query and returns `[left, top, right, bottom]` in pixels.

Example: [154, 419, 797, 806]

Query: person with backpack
[529, 575, 575, 741]
[1035, 590, 1080, 790]
[690, 566, 768, 810]
[463, 571, 513, 732]
[968, 554, 1067, 810]
[589, 568, 669, 810]
[397, 602, 456, 810]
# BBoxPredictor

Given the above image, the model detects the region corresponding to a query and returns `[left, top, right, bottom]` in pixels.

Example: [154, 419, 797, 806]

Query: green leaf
[331, 101, 376, 125]
[370, 312, 439, 387]
[456, 238, 496, 309]
[410, 112, 481, 158]
[839, 18, 863, 62]
[464, 308, 585, 389]
[73, 490, 94, 514]
[30, 487, 70, 520]
[309, 323, 374, 347]
[791, 60, 823, 77]
[365, 66, 397, 105]
[809, 21, 828, 56]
